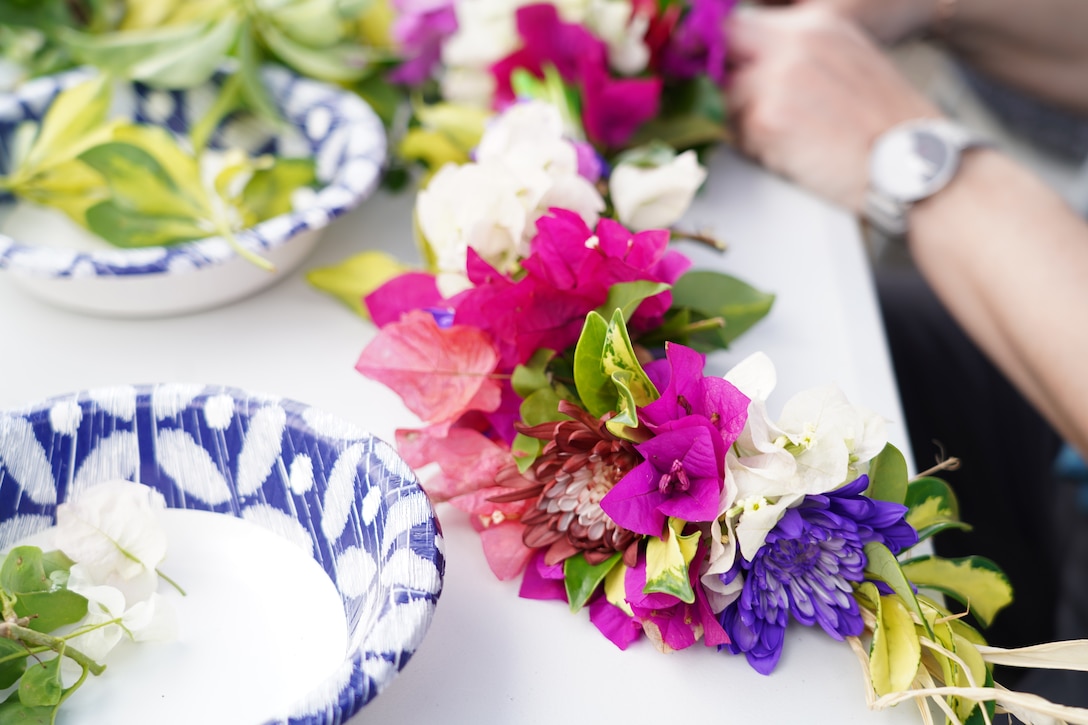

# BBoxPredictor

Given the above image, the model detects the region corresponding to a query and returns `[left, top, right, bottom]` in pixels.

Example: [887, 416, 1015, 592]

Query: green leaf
[14, 590, 88, 634]
[306, 251, 408, 319]
[904, 476, 971, 541]
[511, 349, 556, 399]
[237, 23, 284, 129]
[354, 72, 408, 128]
[259, 20, 370, 82]
[0, 700, 55, 725]
[0, 640, 28, 690]
[239, 157, 316, 220]
[572, 311, 612, 418]
[265, 0, 347, 48]
[512, 387, 569, 472]
[573, 310, 658, 427]
[626, 114, 728, 153]
[868, 591, 921, 696]
[668, 270, 774, 350]
[38, 551, 74, 581]
[866, 443, 908, 506]
[84, 203, 208, 248]
[564, 553, 622, 613]
[17, 657, 62, 708]
[79, 141, 204, 218]
[594, 281, 671, 324]
[863, 541, 931, 638]
[0, 547, 50, 595]
[127, 14, 241, 88]
[58, 21, 215, 79]
[643, 518, 698, 603]
[599, 310, 657, 407]
[18, 75, 114, 176]
[899, 555, 1013, 629]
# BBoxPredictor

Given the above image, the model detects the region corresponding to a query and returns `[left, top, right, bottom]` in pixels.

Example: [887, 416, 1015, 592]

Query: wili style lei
[319, 0, 1088, 717]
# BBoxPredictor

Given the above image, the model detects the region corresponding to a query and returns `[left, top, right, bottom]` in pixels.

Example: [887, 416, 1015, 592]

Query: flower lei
[321, 1, 1088, 722]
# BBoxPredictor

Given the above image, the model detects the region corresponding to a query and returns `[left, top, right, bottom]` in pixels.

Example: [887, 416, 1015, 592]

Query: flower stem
[1, 624, 106, 676]
[669, 228, 728, 252]
[156, 568, 187, 597]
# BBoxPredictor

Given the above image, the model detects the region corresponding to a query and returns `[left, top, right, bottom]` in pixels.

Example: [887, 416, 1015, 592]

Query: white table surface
[0, 147, 921, 724]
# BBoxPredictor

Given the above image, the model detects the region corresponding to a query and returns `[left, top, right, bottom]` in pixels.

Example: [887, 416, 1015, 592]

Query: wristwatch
[864, 119, 989, 237]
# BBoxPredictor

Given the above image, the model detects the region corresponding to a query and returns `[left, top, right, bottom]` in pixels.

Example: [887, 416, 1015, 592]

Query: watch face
[870, 126, 956, 202]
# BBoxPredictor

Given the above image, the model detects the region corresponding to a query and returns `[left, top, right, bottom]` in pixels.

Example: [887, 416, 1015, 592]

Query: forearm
[909, 148, 1088, 454]
[945, 0, 1088, 115]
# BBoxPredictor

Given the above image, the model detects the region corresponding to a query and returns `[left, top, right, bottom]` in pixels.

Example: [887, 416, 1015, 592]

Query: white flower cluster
[417, 100, 709, 297]
[702, 353, 889, 610]
[53, 479, 178, 667]
[417, 101, 605, 296]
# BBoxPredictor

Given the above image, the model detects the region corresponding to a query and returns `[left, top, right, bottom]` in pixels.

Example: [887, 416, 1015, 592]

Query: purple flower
[389, 0, 459, 84]
[718, 475, 918, 674]
[601, 416, 726, 536]
[659, 0, 737, 84]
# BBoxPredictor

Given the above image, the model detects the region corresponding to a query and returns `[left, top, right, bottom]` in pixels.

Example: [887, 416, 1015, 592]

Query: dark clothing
[877, 268, 1064, 651]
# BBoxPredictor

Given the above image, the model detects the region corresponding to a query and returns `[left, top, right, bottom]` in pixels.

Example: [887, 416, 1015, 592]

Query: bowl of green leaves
[0, 64, 386, 316]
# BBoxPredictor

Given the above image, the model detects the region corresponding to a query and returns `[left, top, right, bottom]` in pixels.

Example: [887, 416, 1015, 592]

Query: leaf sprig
[1, 74, 318, 271]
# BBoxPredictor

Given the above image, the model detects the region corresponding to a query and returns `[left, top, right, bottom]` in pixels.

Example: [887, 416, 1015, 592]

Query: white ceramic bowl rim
[0, 65, 386, 279]
[0, 383, 444, 722]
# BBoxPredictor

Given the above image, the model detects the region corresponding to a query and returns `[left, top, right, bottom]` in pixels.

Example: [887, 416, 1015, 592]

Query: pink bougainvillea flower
[579, 60, 661, 149]
[625, 547, 729, 652]
[601, 417, 726, 536]
[397, 426, 514, 502]
[364, 272, 444, 328]
[490, 3, 607, 106]
[356, 309, 502, 427]
[640, 342, 749, 441]
[398, 424, 537, 580]
[479, 522, 537, 581]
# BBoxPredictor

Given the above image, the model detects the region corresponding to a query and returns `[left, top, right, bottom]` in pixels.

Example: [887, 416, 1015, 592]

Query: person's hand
[726, 6, 941, 213]
[755, 0, 939, 44]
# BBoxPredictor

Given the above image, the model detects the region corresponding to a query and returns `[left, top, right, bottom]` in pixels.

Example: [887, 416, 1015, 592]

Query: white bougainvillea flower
[584, 0, 651, 75]
[713, 353, 889, 563]
[54, 479, 168, 590]
[122, 592, 179, 643]
[63, 581, 127, 663]
[417, 101, 604, 295]
[417, 161, 528, 296]
[610, 150, 707, 231]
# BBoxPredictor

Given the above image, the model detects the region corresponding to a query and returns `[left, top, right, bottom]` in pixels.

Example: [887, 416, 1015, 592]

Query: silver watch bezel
[864, 119, 986, 237]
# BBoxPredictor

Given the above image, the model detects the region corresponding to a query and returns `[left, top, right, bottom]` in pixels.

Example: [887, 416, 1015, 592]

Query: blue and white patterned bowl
[0, 66, 386, 317]
[0, 384, 444, 723]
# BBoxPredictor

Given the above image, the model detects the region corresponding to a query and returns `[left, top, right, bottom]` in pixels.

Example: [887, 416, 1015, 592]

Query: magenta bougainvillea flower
[579, 61, 662, 149]
[491, 3, 606, 105]
[453, 210, 690, 368]
[389, 0, 459, 84]
[489, 3, 661, 148]
[659, 0, 738, 83]
[600, 342, 748, 536]
[601, 417, 726, 536]
[625, 546, 729, 652]
[641, 342, 749, 438]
